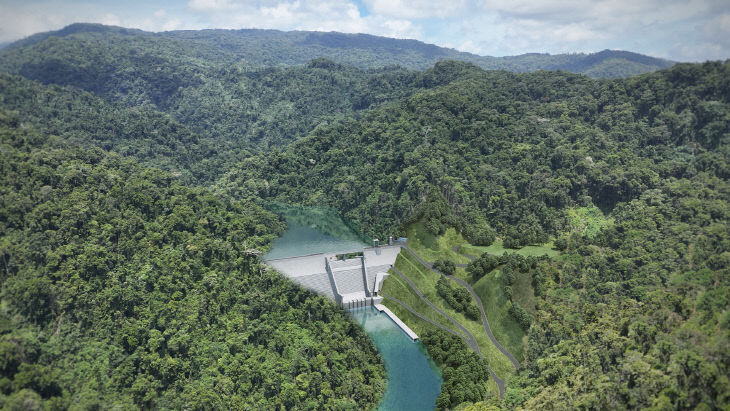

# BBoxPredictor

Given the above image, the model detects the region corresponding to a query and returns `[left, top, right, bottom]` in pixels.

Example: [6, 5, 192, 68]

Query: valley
[0, 23, 727, 410]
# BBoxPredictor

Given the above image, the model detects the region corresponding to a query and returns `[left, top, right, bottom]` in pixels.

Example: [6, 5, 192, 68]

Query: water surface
[264, 203, 367, 260]
[351, 307, 442, 410]
[264, 221, 367, 260]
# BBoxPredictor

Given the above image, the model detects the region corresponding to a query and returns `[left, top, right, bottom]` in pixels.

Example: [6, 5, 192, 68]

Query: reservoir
[264, 205, 442, 410]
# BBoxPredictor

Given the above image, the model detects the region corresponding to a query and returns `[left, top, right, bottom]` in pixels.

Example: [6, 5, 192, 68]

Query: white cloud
[434, 0, 730, 59]
[363, 0, 470, 19]
[161, 18, 183, 31]
[184, 0, 423, 39]
[100, 13, 122, 27]
[381, 19, 422, 39]
[188, 0, 239, 11]
[454, 39, 481, 54]
[702, 13, 730, 46]
[0, 4, 67, 42]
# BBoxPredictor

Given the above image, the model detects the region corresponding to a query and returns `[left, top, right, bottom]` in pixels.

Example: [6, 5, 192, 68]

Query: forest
[0, 23, 728, 410]
[1, 23, 673, 79]
[0, 115, 385, 409]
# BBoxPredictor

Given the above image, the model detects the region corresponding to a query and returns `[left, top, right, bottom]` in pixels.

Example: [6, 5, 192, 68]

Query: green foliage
[461, 221, 497, 246]
[472, 268, 530, 364]
[0, 121, 385, 409]
[508, 303, 532, 331]
[436, 277, 479, 321]
[503, 224, 549, 248]
[467, 253, 503, 282]
[514, 173, 730, 409]
[0, 28, 727, 409]
[421, 330, 491, 410]
[384, 251, 514, 396]
[403, 223, 473, 266]
[417, 191, 458, 236]
[221, 61, 730, 243]
[432, 259, 456, 275]
[565, 205, 614, 238]
[0, 65, 429, 182]
[503, 285, 513, 302]
[219, 60, 730, 408]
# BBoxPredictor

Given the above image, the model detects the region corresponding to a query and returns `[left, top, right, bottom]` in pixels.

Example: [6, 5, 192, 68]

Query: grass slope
[404, 223, 472, 264]
[380, 269, 466, 339]
[458, 239, 559, 258]
[565, 205, 614, 238]
[382, 252, 514, 391]
[472, 270, 531, 363]
[400, 221, 557, 366]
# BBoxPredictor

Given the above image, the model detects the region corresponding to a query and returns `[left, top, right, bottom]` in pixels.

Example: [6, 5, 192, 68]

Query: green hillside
[0, 25, 727, 410]
[0, 115, 385, 409]
[220, 61, 729, 240]
[219, 61, 729, 409]
[1, 23, 673, 82]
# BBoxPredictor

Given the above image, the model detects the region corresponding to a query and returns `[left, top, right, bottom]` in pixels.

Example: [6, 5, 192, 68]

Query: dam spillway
[266, 245, 398, 302]
[266, 245, 419, 340]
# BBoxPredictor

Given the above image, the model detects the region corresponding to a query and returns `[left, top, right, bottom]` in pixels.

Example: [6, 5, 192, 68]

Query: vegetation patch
[381, 269, 465, 337]
[564, 205, 614, 238]
[460, 239, 559, 259]
[404, 223, 472, 265]
[436, 277, 481, 321]
[1, 30, 727, 409]
[473, 270, 528, 363]
[422, 330, 491, 410]
[0, 123, 386, 410]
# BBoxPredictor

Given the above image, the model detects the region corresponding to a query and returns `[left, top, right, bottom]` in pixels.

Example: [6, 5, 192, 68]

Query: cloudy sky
[1, 0, 728, 61]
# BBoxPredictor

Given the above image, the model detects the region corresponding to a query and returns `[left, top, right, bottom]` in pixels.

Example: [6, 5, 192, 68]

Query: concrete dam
[266, 244, 418, 340]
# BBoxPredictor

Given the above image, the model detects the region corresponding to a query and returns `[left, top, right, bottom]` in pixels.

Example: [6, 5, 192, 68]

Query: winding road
[401, 245, 521, 369]
[449, 245, 521, 369]
[394, 245, 520, 398]
[379, 290, 505, 396]
[379, 292, 467, 346]
[391, 267, 476, 348]
[452, 245, 477, 268]
[448, 274, 521, 369]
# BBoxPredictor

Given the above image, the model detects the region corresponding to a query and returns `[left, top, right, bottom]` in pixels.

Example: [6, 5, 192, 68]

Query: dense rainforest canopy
[0, 24, 727, 410]
[0, 116, 385, 409]
[219, 60, 729, 240]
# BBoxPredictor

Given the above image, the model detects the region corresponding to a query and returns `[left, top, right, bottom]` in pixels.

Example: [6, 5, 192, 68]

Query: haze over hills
[1, 23, 675, 79]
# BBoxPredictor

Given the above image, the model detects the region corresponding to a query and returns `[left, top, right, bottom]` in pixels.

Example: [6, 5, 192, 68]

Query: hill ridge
[1, 23, 675, 78]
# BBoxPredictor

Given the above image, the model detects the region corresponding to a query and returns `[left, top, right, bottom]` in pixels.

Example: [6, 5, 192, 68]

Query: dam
[266, 243, 419, 340]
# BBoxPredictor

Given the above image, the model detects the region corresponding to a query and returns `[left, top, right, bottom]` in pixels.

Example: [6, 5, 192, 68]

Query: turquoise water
[263, 221, 367, 260]
[265, 205, 442, 410]
[351, 307, 442, 410]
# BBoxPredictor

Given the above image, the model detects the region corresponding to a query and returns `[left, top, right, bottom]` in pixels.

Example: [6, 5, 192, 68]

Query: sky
[0, 0, 729, 61]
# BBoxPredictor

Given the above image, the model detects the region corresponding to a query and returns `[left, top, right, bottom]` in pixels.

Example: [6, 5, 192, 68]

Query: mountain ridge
[1, 23, 675, 78]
